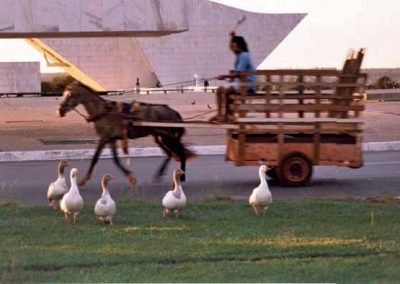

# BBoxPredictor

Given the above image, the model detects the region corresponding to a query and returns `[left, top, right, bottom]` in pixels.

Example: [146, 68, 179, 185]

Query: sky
[0, 0, 399, 72]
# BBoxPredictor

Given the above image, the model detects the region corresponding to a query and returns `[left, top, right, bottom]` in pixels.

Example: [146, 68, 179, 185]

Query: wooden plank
[237, 117, 363, 124]
[298, 74, 305, 118]
[251, 69, 341, 76]
[315, 75, 322, 118]
[230, 93, 366, 100]
[313, 123, 321, 163]
[237, 125, 246, 166]
[237, 104, 364, 112]
[277, 123, 284, 162]
[329, 48, 365, 118]
[238, 127, 362, 134]
[246, 81, 367, 89]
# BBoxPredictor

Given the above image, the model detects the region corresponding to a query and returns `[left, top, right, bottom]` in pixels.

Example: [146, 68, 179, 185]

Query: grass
[0, 198, 399, 283]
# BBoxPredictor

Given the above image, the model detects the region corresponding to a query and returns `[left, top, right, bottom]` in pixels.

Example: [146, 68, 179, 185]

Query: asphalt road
[1, 151, 399, 206]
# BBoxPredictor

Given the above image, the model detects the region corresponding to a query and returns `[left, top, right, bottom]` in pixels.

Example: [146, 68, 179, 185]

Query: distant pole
[135, 78, 140, 94]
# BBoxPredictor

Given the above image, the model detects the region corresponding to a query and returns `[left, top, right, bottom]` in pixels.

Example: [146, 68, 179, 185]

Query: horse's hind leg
[153, 136, 172, 182]
[161, 136, 189, 182]
[110, 140, 136, 186]
[80, 139, 108, 186]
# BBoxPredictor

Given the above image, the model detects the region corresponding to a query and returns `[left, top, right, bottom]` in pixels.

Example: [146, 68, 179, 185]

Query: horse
[57, 81, 196, 186]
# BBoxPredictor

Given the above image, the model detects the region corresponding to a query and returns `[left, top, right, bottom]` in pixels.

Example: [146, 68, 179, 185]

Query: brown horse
[57, 81, 196, 186]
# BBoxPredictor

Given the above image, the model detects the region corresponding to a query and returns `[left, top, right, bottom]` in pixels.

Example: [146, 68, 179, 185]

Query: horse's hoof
[127, 174, 137, 188]
[152, 175, 163, 184]
[79, 176, 89, 186]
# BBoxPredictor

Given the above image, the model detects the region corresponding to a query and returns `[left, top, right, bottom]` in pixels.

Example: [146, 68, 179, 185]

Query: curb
[0, 145, 225, 162]
[0, 142, 399, 162]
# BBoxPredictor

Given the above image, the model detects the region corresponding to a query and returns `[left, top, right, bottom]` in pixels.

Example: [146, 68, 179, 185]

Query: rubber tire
[277, 152, 313, 187]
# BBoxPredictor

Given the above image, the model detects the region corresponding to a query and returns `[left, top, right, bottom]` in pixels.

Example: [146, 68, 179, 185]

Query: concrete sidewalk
[1, 91, 400, 162]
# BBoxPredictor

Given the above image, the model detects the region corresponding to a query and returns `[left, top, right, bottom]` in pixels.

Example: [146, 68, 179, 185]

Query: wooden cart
[133, 49, 367, 186]
[225, 48, 367, 186]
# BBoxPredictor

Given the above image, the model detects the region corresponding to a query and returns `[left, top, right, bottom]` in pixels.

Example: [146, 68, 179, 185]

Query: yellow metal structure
[25, 38, 106, 92]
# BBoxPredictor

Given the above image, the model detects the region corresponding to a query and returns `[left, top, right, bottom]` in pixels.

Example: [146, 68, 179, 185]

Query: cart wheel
[277, 152, 313, 187]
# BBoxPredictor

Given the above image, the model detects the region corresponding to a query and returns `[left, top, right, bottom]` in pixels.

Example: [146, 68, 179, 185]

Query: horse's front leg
[80, 139, 108, 186]
[109, 140, 136, 187]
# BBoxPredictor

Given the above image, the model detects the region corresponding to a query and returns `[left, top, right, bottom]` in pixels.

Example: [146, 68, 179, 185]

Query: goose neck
[70, 175, 79, 191]
[173, 174, 181, 190]
[58, 164, 65, 176]
[102, 180, 109, 194]
[259, 169, 267, 185]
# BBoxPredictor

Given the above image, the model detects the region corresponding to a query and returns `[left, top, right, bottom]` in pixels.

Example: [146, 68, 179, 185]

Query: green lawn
[0, 199, 399, 283]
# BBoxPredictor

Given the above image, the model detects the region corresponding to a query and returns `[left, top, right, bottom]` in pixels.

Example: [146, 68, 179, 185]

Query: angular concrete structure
[0, 0, 305, 91]
[30, 1, 305, 90]
[0, 0, 188, 38]
[137, 1, 305, 87]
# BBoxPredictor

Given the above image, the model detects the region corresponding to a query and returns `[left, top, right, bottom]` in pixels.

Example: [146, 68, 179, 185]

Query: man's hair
[231, 35, 249, 52]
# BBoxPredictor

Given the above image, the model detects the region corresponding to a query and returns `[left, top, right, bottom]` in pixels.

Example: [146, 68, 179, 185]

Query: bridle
[59, 89, 89, 120]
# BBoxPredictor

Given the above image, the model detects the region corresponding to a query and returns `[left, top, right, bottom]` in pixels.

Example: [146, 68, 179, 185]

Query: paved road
[1, 151, 399, 206]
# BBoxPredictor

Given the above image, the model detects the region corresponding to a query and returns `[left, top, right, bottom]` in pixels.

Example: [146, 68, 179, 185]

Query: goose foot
[262, 208, 268, 218]
[251, 205, 259, 216]
[173, 209, 180, 218]
[162, 208, 169, 219]
[73, 213, 79, 224]
[64, 213, 70, 223]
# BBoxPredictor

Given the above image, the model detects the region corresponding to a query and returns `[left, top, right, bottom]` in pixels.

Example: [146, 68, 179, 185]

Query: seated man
[210, 32, 256, 122]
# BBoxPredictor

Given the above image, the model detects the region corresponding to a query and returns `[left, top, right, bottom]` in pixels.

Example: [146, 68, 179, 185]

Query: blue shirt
[235, 51, 256, 92]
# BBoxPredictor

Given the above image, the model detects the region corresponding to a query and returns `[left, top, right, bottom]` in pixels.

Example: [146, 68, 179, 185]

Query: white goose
[47, 160, 69, 209]
[94, 174, 116, 225]
[162, 169, 187, 218]
[60, 168, 84, 224]
[249, 164, 273, 217]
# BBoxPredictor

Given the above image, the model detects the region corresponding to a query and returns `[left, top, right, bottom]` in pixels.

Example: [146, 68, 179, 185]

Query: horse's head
[57, 81, 83, 117]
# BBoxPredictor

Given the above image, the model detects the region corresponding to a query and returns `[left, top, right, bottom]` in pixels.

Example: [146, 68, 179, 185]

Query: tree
[371, 76, 399, 89]
[41, 75, 75, 93]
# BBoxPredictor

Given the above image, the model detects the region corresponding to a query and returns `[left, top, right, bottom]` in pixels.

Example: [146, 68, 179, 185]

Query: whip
[231, 14, 246, 35]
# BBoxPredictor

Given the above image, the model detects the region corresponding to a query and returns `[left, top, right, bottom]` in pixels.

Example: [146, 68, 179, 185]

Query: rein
[67, 90, 215, 123]
[73, 108, 89, 120]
